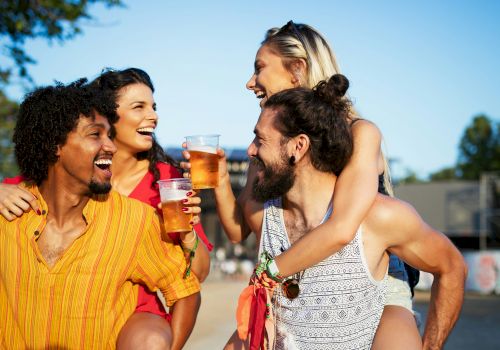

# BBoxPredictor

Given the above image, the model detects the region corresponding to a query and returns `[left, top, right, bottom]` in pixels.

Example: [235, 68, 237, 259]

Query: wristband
[183, 231, 199, 279]
[266, 258, 284, 283]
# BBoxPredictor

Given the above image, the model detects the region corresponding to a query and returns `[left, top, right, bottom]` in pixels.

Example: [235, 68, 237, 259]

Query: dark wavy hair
[91, 68, 178, 189]
[13, 78, 118, 185]
[264, 74, 353, 176]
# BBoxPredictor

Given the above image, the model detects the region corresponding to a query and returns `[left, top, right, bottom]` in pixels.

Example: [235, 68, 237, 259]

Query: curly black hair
[264, 74, 353, 176]
[91, 68, 178, 189]
[13, 78, 118, 185]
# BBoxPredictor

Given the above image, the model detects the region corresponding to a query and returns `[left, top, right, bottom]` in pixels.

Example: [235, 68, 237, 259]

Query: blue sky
[5, 0, 500, 179]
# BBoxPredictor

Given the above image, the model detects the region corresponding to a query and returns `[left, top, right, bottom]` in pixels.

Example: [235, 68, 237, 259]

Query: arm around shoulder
[273, 120, 382, 277]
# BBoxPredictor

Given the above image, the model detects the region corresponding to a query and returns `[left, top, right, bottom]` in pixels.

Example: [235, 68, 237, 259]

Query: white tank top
[260, 197, 387, 350]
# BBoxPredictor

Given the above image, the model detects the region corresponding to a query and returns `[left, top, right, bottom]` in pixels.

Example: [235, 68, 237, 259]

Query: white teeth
[137, 127, 154, 133]
[256, 92, 266, 99]
[94, 159, 112, 165]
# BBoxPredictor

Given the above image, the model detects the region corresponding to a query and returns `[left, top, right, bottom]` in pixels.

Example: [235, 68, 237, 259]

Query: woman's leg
[117, 312, 172, 350]
[372, 305, 421, 350]
[372, 263, 421, 350]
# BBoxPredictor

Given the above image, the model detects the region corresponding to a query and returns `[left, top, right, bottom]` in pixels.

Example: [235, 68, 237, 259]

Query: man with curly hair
[0, 80, 200, 349]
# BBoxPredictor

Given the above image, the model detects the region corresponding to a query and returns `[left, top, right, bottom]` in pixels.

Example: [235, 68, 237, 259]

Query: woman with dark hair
[1, 68, 212, 349]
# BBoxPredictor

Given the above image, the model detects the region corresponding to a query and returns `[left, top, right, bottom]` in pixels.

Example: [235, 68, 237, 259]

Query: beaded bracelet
[182, 231, 199, 279]
[266, 258, 284, 283]
[255, 252, 284, 283]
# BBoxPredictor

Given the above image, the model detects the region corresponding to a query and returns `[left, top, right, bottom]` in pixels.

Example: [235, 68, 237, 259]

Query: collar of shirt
[26, 184, 106, 229]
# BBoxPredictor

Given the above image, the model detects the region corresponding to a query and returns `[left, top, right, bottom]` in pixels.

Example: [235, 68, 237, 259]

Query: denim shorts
[386, 254, 413, 312]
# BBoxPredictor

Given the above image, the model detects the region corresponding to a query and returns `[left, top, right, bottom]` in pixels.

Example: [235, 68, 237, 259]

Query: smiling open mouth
[137, 127, 154, 136]
[94, 159, 112, 170]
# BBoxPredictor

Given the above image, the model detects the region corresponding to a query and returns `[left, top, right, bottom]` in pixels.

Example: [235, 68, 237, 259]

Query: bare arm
[169, 292, 201, 350]
[213, 149, 256, 243]
[377, 197, 467, 350]
[190, 240, 210, 282]
[178, 193, 211, 282]
[183, 148, 263, 243]
[179, 229, 211, 282]
[0, 183, 40, 221]
[275, 120, 382, 277]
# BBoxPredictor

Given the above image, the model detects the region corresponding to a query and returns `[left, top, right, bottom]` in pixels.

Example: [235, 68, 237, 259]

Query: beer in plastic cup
[185, 134, 219, 189]
[157, 178, 192, 233]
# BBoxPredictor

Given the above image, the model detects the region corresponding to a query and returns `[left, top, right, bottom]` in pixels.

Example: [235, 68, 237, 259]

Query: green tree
[429, 166, 458, 181]
[0, 91, 19, 179]
[0, 0, 122, 87]
[457, 114, 500, 180]
[397, 169, 426, 185]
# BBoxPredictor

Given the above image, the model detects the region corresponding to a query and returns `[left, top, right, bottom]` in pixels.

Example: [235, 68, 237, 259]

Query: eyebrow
[254, 59, 264, 70]
[83, 122, 108, 131]
[130, 100, 145, 105]
[254, 127, 263, 137]
[130, 100, 156, 108]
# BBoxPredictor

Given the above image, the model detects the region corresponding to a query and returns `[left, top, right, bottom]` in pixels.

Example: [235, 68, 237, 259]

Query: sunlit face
[246, 45, 296, 107]
[113, 83, 158, 154]
[56, 113, 117, 195]
[247, 108, 295, 202]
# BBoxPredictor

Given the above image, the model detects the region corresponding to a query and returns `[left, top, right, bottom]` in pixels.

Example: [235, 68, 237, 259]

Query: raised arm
[175, 191, 211, 282]
[183, 147, 263, 243]
[213, 149, 255, 243]
[274, 120, 382, 277]
[377, 197, 467, 350]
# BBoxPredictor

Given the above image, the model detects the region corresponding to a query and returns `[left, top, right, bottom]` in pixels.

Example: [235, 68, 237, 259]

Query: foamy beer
[157, 178, 192, 233]
[185, 134, 220, 189]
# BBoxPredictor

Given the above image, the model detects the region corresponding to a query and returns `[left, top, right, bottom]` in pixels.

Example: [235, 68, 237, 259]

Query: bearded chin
[252, 163, 295, 203]
[88, 180, 112, 195]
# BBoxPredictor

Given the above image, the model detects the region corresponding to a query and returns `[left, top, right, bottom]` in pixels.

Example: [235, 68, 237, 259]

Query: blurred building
[395, 173, 500, 249]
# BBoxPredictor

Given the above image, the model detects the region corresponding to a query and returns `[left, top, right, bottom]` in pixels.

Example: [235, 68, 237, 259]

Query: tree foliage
[429, 166, 457, 181]
[427, 114, 500, 181]
[0, 0, 122, 86]
[0, 91, 19, 179]
[457, 115, 500, 180]
[397, 169, 426, 185]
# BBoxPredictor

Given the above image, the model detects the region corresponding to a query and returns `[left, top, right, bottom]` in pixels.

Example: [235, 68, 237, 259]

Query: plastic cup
[185, 134, 220, 189]
[157, 178, 192, 232]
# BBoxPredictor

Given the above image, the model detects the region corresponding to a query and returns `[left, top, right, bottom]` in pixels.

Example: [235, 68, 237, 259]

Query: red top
[2, 176, 24, 185]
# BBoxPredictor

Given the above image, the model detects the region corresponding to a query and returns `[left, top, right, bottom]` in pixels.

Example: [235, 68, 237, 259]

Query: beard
[88, 179, 112, 195]
[251, 153, 295, 203]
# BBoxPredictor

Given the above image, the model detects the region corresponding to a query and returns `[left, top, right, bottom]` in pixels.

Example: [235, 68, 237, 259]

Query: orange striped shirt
[0, 186, 200, 349]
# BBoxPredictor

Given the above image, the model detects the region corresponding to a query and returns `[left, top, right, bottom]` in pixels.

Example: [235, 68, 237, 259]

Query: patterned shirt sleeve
[132, 210, 200, 306]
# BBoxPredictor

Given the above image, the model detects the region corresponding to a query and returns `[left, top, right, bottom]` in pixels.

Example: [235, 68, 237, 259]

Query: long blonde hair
[262, 21, 394, 195]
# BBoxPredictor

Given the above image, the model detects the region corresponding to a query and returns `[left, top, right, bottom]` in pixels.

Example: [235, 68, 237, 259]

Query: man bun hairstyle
[264, 74, 353, 176]
[314, 73, 349, 105]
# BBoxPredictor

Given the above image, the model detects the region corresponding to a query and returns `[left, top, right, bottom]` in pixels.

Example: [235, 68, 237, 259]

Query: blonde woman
[208, 21, 421, 349]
